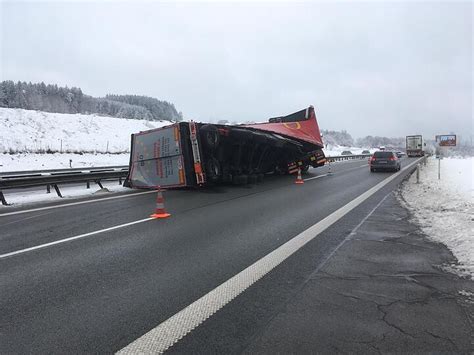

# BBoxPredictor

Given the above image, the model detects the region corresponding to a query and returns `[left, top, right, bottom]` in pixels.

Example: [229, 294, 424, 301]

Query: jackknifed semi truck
[124, 106, 326, 189]
[406, 135, 425, 157]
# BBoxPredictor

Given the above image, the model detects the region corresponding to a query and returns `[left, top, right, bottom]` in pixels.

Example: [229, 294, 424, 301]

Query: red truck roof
[244, 106, 324, 148]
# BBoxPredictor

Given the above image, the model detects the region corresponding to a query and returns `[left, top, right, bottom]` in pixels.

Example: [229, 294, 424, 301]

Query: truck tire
[230, 129, 253, 141]
[206, 157, 221, 182]
[248, 174, 258, 184]
[232, 174, 248, 185]
[200, 125, 220, 150]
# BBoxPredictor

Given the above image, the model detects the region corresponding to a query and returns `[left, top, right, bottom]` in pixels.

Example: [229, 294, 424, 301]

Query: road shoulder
[244, 192, 473, 353]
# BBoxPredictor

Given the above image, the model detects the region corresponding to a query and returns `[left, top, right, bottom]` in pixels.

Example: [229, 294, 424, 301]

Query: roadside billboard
[438, 135, 457, 147]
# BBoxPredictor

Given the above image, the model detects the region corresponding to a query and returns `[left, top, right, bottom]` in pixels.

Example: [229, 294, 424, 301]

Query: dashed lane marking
[0, 190, 157, 218]
[0, 217, 154, 259]
[303, 174, 329, 181]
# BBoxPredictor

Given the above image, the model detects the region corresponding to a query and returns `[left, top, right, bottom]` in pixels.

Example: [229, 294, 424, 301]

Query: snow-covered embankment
[401, 157, 473, 279]
[0, 108, 172, 171]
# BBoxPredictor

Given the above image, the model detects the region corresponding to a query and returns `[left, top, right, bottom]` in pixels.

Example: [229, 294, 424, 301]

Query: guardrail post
[416, 164, 420, 184]
[119, 177, 122, 185]
[46, 184, 51, 193]
[52, 184, 62, 198]
[86, 181, 90, 189]
[96, 180, 104, 189]
[0, 191, 9, 206]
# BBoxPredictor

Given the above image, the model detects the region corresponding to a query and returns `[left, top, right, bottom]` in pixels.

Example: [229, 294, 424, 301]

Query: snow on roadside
[0, 153, 130, 172]
[1, 180, 132, 207]
[0, 107, 171, 153]
[401, 156, 473, 279]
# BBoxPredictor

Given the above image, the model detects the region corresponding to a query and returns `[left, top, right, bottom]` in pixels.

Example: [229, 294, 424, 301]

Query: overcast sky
[1, 1, 472, 139]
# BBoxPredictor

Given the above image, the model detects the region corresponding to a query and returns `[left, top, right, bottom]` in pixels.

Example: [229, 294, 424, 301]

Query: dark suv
[369, 151, 401, 172]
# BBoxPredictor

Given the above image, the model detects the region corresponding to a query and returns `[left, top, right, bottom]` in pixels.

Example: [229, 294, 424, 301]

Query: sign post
[435, 134, 457, 180]
[438, 158, 441, 180]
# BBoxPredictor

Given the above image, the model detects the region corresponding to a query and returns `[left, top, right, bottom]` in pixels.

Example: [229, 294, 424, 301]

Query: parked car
[361, 150, 370, 154]
[395, 151, 404, 158]
[341, 151, 353, 155]
[369, 151, 401, 172]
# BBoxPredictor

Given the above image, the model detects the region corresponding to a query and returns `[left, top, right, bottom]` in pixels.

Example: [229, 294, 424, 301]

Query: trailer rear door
[129, 125, 187, 188]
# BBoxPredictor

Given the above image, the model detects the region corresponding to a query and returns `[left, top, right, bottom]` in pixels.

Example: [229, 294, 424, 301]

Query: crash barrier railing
[0, 167, 128, 205]
[0, 154, 372, 206]
[326, 154, 372, 162]
[0, 165, 128, 178]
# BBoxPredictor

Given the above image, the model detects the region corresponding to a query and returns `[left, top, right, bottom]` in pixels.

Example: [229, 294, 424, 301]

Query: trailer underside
[126, 106, 326, 188]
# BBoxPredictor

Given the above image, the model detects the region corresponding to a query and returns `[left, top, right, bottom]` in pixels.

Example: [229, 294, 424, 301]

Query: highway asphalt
[1, 157, 471, 353]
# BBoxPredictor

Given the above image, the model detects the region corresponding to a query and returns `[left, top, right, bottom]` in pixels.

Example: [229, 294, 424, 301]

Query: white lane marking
[0, 218, 154, 259]
[118, 157, 423, 354]
[304, 174, 328, 181]
[0, 211, 55, 227]
[0, 190, 157, 218]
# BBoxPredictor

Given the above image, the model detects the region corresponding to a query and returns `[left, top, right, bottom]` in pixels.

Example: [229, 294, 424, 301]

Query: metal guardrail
[0, 168, 128, 206]
[0, 154, 372, 206]
[0, 165, 128, 178]
[326, 154, 371, 162]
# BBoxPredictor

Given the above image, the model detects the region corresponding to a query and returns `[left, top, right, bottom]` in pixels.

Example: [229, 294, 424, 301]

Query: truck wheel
[248, 174, 258, 184]
[206, 157, 221, 182]
[232, 174, 248, 185]
[230, 129, 253, 141]
[200, 125, 220, 150]
[222, 173, 233, 183]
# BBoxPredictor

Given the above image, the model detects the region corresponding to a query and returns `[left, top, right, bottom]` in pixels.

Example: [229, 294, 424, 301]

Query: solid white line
[0, 217, 154, 259]
[117, 157, 423, 354]
[0, 190, 157, 218]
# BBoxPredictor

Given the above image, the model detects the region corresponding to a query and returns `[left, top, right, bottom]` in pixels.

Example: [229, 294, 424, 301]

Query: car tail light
[370, 156, 376, 164]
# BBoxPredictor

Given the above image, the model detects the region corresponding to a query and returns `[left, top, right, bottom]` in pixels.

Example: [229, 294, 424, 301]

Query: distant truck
[406, 135, 424, 157]
[124, 106, 326, 188]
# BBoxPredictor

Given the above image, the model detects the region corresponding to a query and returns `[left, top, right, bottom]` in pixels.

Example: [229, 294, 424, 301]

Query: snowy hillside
[0, 108, 172, 154]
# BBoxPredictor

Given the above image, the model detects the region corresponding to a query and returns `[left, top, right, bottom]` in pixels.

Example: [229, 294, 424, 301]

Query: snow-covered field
[0, 107, 173, 172]
[0, 153, 130, 171]
[0, 108, 171, 154]
[401, 157, 473, 279]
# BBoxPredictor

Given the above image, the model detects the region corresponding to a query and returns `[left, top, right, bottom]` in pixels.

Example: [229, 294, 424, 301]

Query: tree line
[322, 129, 405, 149]
[0, 81, 183, 122]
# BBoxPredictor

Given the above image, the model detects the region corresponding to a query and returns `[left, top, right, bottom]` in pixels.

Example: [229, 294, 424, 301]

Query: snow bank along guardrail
[0, 154, 371, 206]
[326, 154, 371, 162]
[0, 167, 128, 205]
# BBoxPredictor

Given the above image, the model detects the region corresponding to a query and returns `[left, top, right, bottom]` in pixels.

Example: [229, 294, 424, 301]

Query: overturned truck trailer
[124, 106, 326, 188]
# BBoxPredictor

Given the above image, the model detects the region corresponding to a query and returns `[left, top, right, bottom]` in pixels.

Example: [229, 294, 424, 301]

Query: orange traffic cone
[295, 168, 304, 184]
[150, 188, 171, 219]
